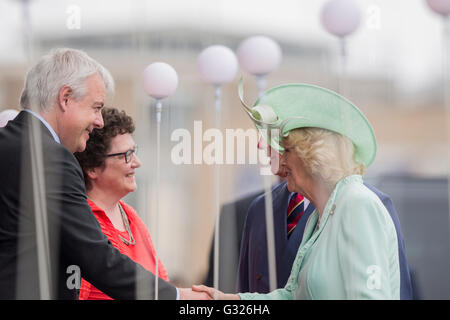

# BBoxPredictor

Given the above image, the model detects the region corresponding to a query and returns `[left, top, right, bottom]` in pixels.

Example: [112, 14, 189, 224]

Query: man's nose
[94, 112, 104, 129]
[279, 151, 287, 165]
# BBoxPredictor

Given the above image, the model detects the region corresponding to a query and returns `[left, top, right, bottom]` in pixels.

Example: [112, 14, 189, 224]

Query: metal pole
[257, 76, 277, 292]
[21, 0, 51, 300]
[213, 85, 221, 299]
[442, 16, 450, 256]
[338, 37, 347, 95]
[29, 115, 52, 300]
[154, 99, 162, 300]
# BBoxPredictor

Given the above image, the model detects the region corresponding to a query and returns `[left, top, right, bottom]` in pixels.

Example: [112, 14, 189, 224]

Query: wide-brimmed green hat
[238, 79, 377, 167]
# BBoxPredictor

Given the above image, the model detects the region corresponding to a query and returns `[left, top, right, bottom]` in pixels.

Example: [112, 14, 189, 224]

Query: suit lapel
[271, 182, 290, 241]
[287, 202, 315, 249]
[271, 183, 290, 254]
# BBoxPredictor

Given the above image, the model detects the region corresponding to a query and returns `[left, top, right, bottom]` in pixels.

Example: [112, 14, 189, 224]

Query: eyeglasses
[106, 145, 138, 163]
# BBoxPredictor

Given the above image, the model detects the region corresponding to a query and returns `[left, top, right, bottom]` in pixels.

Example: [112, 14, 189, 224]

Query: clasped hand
[191, 285, 240, 300]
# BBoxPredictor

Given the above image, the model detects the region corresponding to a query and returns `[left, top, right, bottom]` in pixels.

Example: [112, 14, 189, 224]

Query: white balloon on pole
[427, 0, 450, 16]
[321, 0, 361, 38]
[197, 44, 237, 299]
[142, 62, 178, 99]
[237, 36, 282, 76]
[141, 61, 178, 300]
[198, 45, 238, 85]
[237, 35, 282, 292]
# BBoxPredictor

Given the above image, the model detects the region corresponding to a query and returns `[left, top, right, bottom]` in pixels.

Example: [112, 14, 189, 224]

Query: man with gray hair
[0, 48, 206, 300]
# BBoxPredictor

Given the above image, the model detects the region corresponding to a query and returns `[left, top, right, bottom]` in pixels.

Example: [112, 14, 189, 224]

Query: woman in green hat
[193, 82, 400, 299]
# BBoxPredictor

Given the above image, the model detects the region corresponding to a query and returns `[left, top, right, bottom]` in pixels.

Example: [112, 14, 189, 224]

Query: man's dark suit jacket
[204, 190, 262, 292]
[237, 181, 414, 300]
[0, 111, 177, 299]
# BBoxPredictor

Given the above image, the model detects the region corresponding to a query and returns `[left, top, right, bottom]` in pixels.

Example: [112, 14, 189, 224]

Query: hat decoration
[238, 78, 279, 127]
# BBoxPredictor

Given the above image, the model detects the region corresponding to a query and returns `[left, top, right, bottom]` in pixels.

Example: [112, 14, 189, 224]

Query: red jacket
[79, 199, 169, 300]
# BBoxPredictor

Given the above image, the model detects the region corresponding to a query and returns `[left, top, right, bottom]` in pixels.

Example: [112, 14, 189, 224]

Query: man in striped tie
[236, 135, 414, 299]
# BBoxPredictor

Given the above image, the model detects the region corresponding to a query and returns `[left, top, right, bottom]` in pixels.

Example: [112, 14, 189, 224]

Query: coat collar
[302, 175, 362, 244]
[285, 175, 363, 292]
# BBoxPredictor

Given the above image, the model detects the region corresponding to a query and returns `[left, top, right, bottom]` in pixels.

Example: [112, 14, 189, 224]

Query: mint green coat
[239, 175, 400, 300]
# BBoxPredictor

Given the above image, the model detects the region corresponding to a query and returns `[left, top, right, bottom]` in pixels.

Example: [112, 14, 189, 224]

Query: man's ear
[58, 86, 73, 111]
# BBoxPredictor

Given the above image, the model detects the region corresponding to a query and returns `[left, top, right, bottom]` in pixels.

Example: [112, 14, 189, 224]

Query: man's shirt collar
[24, 109, 61, 144]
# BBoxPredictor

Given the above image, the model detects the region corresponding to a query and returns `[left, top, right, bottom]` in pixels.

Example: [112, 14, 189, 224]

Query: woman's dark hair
[75, 107, 135, 191]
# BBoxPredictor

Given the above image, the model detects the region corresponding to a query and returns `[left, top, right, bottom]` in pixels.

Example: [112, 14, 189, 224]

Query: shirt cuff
[176, 287, 180, 300]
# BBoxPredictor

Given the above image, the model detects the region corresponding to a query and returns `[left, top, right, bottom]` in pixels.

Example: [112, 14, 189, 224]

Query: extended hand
[179, 287, 213, 300]
[191, 285, 240, 300]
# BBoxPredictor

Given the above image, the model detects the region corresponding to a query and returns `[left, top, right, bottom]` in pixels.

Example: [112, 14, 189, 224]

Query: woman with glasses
[75, 107, 169, 300]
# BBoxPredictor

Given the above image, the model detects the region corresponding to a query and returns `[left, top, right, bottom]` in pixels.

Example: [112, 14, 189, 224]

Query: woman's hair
[282, 127, 365, 188]
[20, 48, 114, 112]
[75, 107, 135, 191]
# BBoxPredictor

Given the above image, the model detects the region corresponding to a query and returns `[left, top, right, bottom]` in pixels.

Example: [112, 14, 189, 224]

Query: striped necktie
[287, 193, 305, 237]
